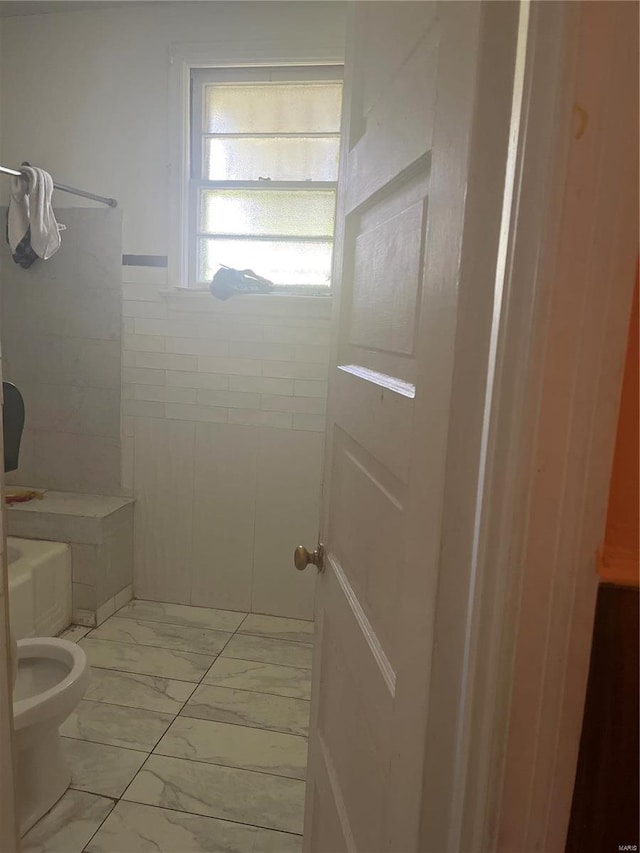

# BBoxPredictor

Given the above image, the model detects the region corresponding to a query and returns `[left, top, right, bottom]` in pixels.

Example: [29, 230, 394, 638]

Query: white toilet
[12, 636, 90, 835]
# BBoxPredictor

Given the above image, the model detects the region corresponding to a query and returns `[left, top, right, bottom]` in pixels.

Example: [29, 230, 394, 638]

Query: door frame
[420, 1, 638, 851]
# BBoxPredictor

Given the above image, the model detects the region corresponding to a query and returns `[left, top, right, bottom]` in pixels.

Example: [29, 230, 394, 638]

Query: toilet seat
[14, 638, 88, 730]
[13, 637, 90, 836]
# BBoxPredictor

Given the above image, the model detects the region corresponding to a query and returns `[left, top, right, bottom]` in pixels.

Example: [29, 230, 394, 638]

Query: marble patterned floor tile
[181, 683, 310, 736]
[60, 699, 174, 751]
[221, 635, 313, 670]
[80, 637, 214, 682]
[62, 737, 147, 798]
[85, 800, 302, 853]
[204, 657, 312, 700]
[60, 625, 91, 643]
[88, 616, 232, 655]
[21, 789, 114, 853]
[123, 754, 306, 834]
[155, 716, 308, 780]
[239, 614, 314, 645]
[84, 667, 196, 714]
[116, 599, 246, 632]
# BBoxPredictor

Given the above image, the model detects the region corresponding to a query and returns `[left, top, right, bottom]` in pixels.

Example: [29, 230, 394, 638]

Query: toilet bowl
[13, 637, 90, 836]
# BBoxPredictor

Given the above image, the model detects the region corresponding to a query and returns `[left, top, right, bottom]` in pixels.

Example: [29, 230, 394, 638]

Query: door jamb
[433, 1, 638, 850]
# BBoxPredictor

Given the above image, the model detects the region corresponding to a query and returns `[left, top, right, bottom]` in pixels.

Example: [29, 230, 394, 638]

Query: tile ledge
[7, 488, 135, 518]
[161, 288, 333, 317]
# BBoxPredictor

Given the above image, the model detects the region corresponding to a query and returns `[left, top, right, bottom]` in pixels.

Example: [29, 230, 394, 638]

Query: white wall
[0, 2, 344, 619]
[0, 1, 346, 253]
[2, 208, 123, 493]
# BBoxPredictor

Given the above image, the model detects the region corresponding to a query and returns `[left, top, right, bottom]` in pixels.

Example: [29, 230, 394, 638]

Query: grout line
[77, 696, 176, 718]
[61, 731, 172, 753]
[177, 711, 309, 739]
[101, 795, 305, 840]
[78, 794, 117, 853]
[61, 735, 150, 756]
[124, 750, 308, 782]
[98, 607, 244, 633]
[111, 614, 247, 633]
[82, 635, 227, 659]
[181, 681, 311, 702]
[151, 746, 307, 782]
[81, 634, 220, 660]
[234, 629, 314, 647]
[79, 662, 210, 686]
[218, 652, 312, 671]
[156, 714, 308, 742]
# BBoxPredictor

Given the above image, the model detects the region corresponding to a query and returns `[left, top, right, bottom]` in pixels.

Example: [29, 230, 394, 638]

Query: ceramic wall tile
[18, 384, 120, 439]
[73, 582, 96, 612]
[101, 521, 134, 605]
[261, 360, 328, 381]
[113, 584, 133, 611]
[95, 597, 116, 626]
[0, 209, 123, 492]
[8, 509, 98, 544]
[72, 609, 97, 629]
[229, 375, 295, 395]
[260, 395, 325, 415]
[292, 413, 326, 431]
[124, 277, 332, 620]
[154, 716, 308, 780]
[70, 544, 104, 587]
[122, 754, 306, 834]
[293, 379, 329, 398]
[164, 402, 228, 423]
[133, 417, 195, 603]
[85, 800, 302, 853]
[4, 335, 121, 390]
[190, 423, 257, 612]
[165, 370, 228, 391]
[252, 429, 323, 619]
[31, 431, 121, 493]
[181, 684, 310, 736]
[60, 625, 91, 643]
[227, 409, 292, 429]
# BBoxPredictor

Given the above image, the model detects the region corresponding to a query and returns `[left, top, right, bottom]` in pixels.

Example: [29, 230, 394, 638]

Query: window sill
[161, 287, 333, 318]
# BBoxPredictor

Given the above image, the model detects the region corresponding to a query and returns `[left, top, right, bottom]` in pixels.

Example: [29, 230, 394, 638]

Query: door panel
[304, 2, 517, 851]
[328, 428, 404, 667]
[347, 5, 438, 211]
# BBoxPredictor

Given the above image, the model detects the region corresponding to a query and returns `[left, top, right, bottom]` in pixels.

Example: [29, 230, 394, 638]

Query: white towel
[8, 166, 64, 263]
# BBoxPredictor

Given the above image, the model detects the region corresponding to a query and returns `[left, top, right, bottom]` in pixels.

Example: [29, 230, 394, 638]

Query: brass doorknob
[294, 543, 325, 572]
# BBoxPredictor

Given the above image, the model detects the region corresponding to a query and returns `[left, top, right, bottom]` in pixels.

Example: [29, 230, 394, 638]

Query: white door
[300, 3, 520, 851]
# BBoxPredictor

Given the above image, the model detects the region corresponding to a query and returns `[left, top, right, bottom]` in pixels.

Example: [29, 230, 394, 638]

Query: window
[189, 66, 343, 292]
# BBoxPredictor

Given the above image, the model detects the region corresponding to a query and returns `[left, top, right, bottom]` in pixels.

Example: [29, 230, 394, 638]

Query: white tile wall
[1, 209, 123, 493]
[124, 270, 330, 619]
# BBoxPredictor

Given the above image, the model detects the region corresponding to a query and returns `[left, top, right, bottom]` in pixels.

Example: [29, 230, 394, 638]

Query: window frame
[169, 48, 343, 293]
